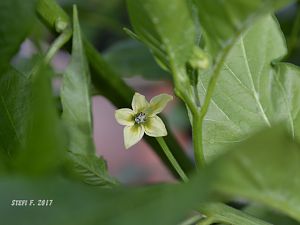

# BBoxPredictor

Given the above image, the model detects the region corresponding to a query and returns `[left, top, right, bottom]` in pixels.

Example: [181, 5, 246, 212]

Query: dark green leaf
[244, 204, 300, 225]
[0, 176, 211, 225]
[0, 0, 36, 74]
[0, 69, 29, 161]
[104, 39, 169, 80]
[61, 6, 116, 186]
[15, 63, 65, 175]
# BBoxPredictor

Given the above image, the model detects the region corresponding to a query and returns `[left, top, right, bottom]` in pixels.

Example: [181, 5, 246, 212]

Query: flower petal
[124, 125, 144, 149]
[115, 108, 135, 126]
[132, 93, 149, 113]
[144, 116, 167, 137]
[148, 94, 173, 116]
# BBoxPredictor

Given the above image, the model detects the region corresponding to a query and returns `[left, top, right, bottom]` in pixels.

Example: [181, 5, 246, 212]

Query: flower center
[134, 112, 146, 124]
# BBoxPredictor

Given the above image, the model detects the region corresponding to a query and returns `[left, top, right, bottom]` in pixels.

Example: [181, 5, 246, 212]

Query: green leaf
[61, 6, 94, 155]
[244, 204, 300, 225]
[198, 16, 300, 161]
[15, 63, 65, 175]
[69, 152, 118, 187]
[204, 126, 300, 222]
[0, 176, 211, 225]
[61, 6, 116, 186]
[0, 0, 36, 74]
[1, 126, 299, 224]
[104, 39, 169, 80]
[126, 0, 195, 71]
[198, 203, 272, 225]
[193, 0, 293, 57]
[0, 69, 29, 161]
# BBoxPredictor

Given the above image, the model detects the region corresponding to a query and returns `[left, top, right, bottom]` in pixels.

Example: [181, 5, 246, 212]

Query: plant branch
[44, 28, 72, 64]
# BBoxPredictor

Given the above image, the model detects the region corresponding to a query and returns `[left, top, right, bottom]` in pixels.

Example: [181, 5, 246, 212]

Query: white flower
[115, 92, 173, 149]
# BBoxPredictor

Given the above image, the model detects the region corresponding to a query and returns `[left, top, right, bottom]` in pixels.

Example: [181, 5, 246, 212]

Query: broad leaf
[0, 177, 211, 225]
[0, 0, 36, 74]
[61, 7, 116, 186]
[127, 0, 195, 71]
[0, 126, 299, 224]
[193, 0, 294, 57]
[205, 126, 300, 222]
[198, 16, 300, 161]
[104, 39, 169, 80]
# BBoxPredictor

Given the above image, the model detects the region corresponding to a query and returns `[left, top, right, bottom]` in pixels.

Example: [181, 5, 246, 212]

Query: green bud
[189, 46, 210, 70]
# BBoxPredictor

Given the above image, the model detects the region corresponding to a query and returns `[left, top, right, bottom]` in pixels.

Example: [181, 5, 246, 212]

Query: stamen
[135, 112, 146, 124]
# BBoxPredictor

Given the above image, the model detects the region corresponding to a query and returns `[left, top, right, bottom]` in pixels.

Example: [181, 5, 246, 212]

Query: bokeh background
[15, 0, 300, 184]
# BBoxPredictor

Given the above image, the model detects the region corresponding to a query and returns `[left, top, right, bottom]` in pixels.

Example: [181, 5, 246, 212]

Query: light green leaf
[193, 0, 294, 57]
[104, 39, 169, 80]
[61, 6, 94, 155]
[0, 0, 36, 74]
[199, 203, 272, 225]
[126, 0, 195, 71]
[198, 16, 300, 161]
[69, 152, 118, 187]
[61, 6, 116, 186]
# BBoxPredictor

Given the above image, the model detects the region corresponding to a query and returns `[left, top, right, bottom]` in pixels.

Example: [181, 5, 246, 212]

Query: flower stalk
[156, 137, 189, 183]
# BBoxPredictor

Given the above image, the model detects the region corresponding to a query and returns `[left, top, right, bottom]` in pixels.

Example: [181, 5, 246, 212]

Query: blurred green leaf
[0, 176, 211, 225]
[0, 0, 36, 74]
[198, 16, 300, 161]
[1, 126, 299, 224]
[127, 0, 195, 71]
[244, 204, 300, 224]
[0, 69, 29, 166]
[104, 39, 169, 80]
[193, 0, 294, 57]
[205, 126, 300, 222]
[61, 6, 117, 186]
[15, 63, 65, 175]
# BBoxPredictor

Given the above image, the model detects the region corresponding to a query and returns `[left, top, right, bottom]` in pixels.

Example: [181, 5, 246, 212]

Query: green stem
[192, 115, 205, 169]
[44, 28, 72, 64]
[156, 137, 189, 183]
[193, 46, 230, 169]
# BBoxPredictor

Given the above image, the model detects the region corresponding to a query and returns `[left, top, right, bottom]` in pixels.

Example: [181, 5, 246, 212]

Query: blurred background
[15, 0, 300, 184]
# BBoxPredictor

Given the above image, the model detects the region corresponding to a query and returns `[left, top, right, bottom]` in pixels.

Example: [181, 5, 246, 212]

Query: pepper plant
[1, 0, 300, 224]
